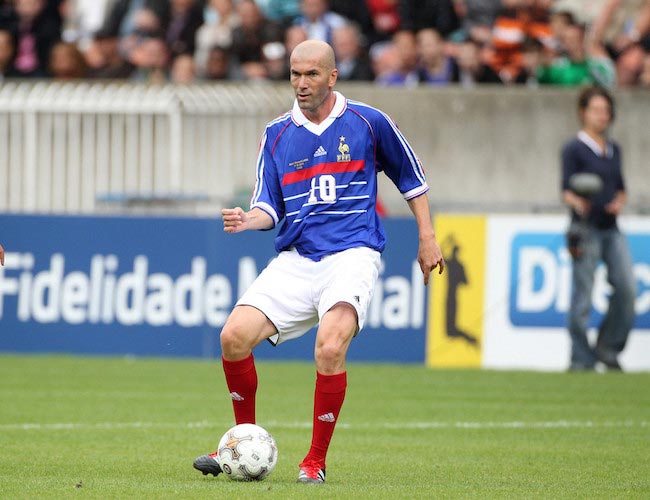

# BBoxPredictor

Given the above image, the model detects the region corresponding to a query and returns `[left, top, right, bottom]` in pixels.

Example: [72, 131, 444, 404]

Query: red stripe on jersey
[282, 160, 365, 185]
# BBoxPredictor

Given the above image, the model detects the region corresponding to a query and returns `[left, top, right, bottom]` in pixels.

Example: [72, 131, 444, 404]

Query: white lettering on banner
[517, 247, 557, 313]
[0, 253, 233, 328]
[515, 246, 650, 316]
[0, 253, 425, 330]
[635, 264, 650, 312]
[367, 260, 424, 329]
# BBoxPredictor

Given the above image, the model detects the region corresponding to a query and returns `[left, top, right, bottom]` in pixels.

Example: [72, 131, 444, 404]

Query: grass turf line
[0, 354, 648, 499]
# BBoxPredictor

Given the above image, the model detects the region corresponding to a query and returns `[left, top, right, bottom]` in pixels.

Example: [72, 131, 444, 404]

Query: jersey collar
[578, 130, 613, 158]
[291, 91, 347, 136]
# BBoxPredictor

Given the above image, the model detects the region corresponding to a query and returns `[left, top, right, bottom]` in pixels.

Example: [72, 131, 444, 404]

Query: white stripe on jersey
[293, 209, 368, 223]
[283, 183, 365, 203]
[284, 191, 310, 202]
[402, 185, 429, 201]
[338, 195, 370, 201]
[251, 132, 267, 207]
[252, 201, 279, 224]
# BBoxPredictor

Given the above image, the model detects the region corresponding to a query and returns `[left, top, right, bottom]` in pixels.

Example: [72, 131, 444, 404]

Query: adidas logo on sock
[317, 412, 336, 423]
[230, 392, 244, 401]
[313, 146, 327, 157]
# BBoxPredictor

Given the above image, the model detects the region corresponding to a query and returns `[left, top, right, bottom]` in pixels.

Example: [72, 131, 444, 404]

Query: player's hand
[419, 235, 445, 286]
[0, 243, 4, 266]
[222, 207, 249, 233]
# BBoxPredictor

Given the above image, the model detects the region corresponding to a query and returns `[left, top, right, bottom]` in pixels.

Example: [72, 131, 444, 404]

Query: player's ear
[330, 68, 338, 87]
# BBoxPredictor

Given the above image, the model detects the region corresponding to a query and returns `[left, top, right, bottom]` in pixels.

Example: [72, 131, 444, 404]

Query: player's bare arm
[222, 207, 274, 233]
[407, 194, 445, 285]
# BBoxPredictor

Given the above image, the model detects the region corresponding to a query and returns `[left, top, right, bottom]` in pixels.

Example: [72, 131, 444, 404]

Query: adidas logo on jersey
[313, 146, 327, 157]
[317, 412, 336, 423]
[230, 392, 244, 401]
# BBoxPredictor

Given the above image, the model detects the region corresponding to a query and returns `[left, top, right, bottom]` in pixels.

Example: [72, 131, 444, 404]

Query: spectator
[49, 40, 87, 78]
[254, 0, 300, 23]
[515, 35, 545, 85]
[561, 86, 636, 372]
[94, 0, 168, 39]
[488, 0, 554, 84]
[194, 0, 240, 75]
[170, 52, 195, 82]
[639, 46, 650, 86]
[0, 28, 17, 79]
[202, 44, 232, 79]
[294, 0, 348, 44]
[128, 35, 168, 83]
[454, 0, 502, 44]
[538, 22, 616, 87]
[364, 0, 401, 44]
[416, 27, 456, 84]
[331, 22, 374, 81]
[60, 0, 115, 51]
[84, 33, 133, 78]
[230, 0, 283, 71]
[165, 0, 204, 59]
[376, 30, 420, 86]
[399, 0, 460, 38]
[549, 8, 578, 54]
[369, 40, 400, 80]
[9, 0, 61, 77]
[589, 0, 650, 86]
[329, 0, 375, 43]
[260, 40, 286, 80]
[285, 24, 308, 54]
[452, 36, 503, 85]
[118, 7, 163, 63]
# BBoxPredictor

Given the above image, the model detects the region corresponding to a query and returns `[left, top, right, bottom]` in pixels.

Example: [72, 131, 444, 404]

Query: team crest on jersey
[337, 136, 351, 162]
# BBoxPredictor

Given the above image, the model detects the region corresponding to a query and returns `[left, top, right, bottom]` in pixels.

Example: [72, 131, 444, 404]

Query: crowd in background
[0, 0, 649, 87]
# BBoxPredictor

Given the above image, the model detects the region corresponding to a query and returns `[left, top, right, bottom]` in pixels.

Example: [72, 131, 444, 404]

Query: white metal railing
[1, 82, 648, 215]
[0, 81, 293, 214]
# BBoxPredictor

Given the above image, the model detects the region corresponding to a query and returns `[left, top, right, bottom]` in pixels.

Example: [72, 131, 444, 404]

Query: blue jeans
[567, 224, 636, 367]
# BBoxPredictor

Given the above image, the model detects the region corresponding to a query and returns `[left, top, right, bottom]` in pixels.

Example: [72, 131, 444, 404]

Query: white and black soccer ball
[216, 423, 278, 481]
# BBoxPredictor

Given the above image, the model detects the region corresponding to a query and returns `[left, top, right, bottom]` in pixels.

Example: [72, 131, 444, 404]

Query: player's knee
[220, 320, 253, 356]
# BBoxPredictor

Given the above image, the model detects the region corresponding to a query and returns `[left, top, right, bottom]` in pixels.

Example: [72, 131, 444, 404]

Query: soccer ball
[216, 423, 278, 481]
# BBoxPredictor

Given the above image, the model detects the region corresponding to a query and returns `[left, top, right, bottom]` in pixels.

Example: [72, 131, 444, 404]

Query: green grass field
[0, 354, 648, 499]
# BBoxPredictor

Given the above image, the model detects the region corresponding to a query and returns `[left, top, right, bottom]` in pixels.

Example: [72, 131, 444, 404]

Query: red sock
[302, 371, 347, 467]
[222, 354, 257, 424]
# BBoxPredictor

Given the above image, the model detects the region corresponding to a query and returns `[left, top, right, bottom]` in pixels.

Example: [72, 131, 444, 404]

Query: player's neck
[303, 92, 336, 125]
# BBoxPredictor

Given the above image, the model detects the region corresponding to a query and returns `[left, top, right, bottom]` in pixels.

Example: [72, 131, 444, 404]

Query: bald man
[193, 40, 444, 484]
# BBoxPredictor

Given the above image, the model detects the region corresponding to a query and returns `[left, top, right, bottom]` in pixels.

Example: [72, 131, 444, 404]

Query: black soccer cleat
[193, 451, 222, 476]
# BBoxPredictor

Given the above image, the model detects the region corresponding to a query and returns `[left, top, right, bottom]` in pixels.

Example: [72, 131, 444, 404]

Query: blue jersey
[251, 91, 429, 261]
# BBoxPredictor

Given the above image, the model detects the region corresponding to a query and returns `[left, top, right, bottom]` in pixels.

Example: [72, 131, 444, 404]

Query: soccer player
[193, 39, 444, 484]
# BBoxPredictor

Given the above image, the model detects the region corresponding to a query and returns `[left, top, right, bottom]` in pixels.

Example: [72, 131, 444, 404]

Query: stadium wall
[1, 213, 648, 371]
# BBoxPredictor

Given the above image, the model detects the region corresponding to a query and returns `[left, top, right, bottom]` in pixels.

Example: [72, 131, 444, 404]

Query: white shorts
[236, 246, 381, 345]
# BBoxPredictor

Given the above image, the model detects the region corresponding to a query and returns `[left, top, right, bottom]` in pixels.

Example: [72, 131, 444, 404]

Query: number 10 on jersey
[308, 175, 337, 204]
